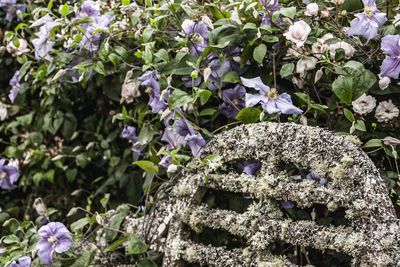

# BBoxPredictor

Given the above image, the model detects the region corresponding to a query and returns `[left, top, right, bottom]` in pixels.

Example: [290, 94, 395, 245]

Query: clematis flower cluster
[241, 77, 302, 115]
[75, 0, 113, 51]
[161, 118, 206, 160]
[0, 0, 25, 22]
[0, 158, 20, 190]
[37, 222, 73, 265]
[31, 15, 59, 60]
[182, 19, 209, 56]
[346, 0, 387, 40]
[138, 70, 169, 114]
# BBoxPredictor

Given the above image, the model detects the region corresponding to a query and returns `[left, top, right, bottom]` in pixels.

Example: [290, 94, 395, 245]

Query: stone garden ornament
[125, 122, 400, 266]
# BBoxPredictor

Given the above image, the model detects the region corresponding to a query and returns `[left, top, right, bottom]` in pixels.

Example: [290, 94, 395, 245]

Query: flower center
[0, 172, 7, 180]
[267, 89, 278, 99]
[192, 33, 204, 43]
[364, 6, 373, 17]
[145, 87, 153, 94]
[232, 99, 239, 106]
[48, 235, 58, 244]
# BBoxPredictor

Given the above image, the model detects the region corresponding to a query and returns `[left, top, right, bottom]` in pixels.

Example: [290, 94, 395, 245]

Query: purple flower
[9, 70, 19, 103]
[185, 133, 206, 156]
[161, 127, 187, 150]
[241, 77, 302, 115]
[281, 200, 295, 209]
[182, 19, 209, 56]
[37, 222, 73, 265]
[219, 85, 246, 119]
[138, 71, 168, 114]
[346, 0, 387, 40]
[207, 58, 232, 90]
[121, 126, 141, 153]
[380, 35, 400, 79]
[0, 0, 25, 22]
[173, 118, 195, 136]
[75, 1, 113, 51]
[159, 155, 172, 168]
[260, 0, 279, 25]
[0, 159, 19, 190]
[9, 256, 31, 267]
[241, 160, 262, 175]
[31, 15, 59, 60]
[306, 171, 328, 185]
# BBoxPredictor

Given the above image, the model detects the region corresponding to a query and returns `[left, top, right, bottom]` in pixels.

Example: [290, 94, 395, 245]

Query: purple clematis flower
[0, 0, 25, 22]
[260, 0, 279, 25]
[241, 160, 262, 175]
[306, 171, 328, 185]
[159, 155, 172, 168]
[9, 70, 19, 103]
[185, 133, 206, 156]
[75, 1, 113, 52]
[31, 15, 59, 60]
[380, 35, 400, 79]
[207, 58, 232, 90]
[162, 119, 206, 156]
[0, 159, 19, 190]
[346, 0, 387, 40]
[182, 19, 209, 56]
[10, 256, 31, 267]
[219, 85, 246, 119]
[37, 222, 73, 265]
[138, 71, 168, 114]
[281, 200, 295, 209]
[121, 125, 141, 153]
[241, 77, 302, 115]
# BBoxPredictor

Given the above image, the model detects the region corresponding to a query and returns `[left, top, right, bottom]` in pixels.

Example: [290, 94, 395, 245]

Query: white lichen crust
[124, 122, 400, 266]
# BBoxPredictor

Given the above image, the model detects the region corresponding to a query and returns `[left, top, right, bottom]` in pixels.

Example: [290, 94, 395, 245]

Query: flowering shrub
[1, 0, 400, 265]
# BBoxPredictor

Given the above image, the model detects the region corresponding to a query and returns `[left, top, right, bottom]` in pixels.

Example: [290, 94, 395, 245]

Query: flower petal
[380, 57, 400, 79]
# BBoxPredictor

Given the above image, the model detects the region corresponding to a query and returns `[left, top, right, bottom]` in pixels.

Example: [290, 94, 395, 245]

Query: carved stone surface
[125, 122, 400, 266]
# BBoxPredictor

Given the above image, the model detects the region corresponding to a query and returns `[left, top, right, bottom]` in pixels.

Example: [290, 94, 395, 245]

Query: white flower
[201, 15, 214, 29]
[0, 102, 8, 121]
[296, 57, 318, 77]
[121, 70, 141, 103]
[283, 20, 311, 48]
[379, 76, 391, 90]
[352, 94, 376, 115]
[314, 69, 323, 83]
[332, 0, 344, 5]
[311, 33, 333, 58]
[394, 14, 400, 27]
[375, 100, 400, 122]
[329, 41, 355, 58]
[305, 3, 319, 16]
[6, 39, 30, 56]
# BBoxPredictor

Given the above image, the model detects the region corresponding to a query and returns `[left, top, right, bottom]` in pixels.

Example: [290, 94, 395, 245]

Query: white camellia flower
[296, 57, 318, 77]
[6, 39, 30, 56]
[352, 94, 377, 115]
[0, 102, 8, 121]
[121, 70, 141, 103]
[283, 20, 311, 48]
[305, 3, 319, 16]
[375, 100, 400, 122]
[329, 41, 355, 58]
[379, 76, 391, 90]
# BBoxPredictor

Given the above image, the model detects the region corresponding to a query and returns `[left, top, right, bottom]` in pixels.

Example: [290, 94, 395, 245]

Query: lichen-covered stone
[124, 122, 400, 266]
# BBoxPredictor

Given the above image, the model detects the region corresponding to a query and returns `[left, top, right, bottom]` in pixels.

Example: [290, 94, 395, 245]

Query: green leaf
[363, 139, 383, 148]
[253, 44, 267, 64]
[122, 0, 131, 5]
[280, 7, 296, 19]
[106, 206, 129, 241]
[199, 108, 217, 116]
[132, 160, 159, 174]
[343, 108, 355, 122]
[127, 236, 148, 254]
[94, 61, 106, 75]
[71, 218, 89, 232]
[222, 71, 240, 83]
[354, 120, 366, 132]
[59, 4, 69, 16]
[195, 89, 212, 105]
[332, 76, 353, 104]
[168, 89, 192, 109]
[280, 63, 294, 78]
[235, 107, 261, 123]
[138, 259, 158, 267]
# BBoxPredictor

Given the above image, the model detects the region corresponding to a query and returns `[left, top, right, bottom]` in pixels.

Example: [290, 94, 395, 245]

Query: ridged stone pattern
[124, 122, 400, 266]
